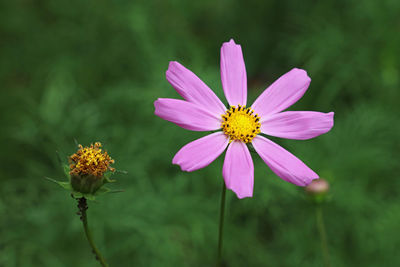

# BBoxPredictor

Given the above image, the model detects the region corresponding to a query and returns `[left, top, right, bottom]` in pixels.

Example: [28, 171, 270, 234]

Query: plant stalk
[217, 181, 227, 266]
[316, 204, 330, 267]
[77, 197, 109, 267]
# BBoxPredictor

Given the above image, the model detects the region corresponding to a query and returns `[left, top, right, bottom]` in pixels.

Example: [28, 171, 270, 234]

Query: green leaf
[45, 177, 72, 190]
[92, 187, 124, 198]
[109, 189, 124, 194]
[55, 150, 63, 166]
[71, 191, 83, 198]
[104, 171, 113, 179]
[115, 169, 128, 175]
[63, 164, 70, 179]
[69, 187, 117, 201]
[104, 176, 116, 184]
[95, 187, 111, 195]
[103, 171, 116, 183]
[73, 138, 79, 148]
[83, 194, 96, 201]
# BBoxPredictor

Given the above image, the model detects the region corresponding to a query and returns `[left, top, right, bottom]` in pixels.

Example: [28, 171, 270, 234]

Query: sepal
[45, 177, 72, 190]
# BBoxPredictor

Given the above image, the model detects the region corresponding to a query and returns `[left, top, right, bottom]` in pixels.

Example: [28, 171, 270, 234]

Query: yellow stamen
[221, 105, 261, 143]
[69, 142, 115, 178]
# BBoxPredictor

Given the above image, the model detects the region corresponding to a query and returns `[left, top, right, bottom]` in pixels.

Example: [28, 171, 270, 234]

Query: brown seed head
[69, 142, 115, 178]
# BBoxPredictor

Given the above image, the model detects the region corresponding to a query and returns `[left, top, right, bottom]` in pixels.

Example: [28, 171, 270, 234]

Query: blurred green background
[1, 0, 400, 266]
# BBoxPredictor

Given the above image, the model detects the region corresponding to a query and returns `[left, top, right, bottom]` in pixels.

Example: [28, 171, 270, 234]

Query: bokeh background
[1, 0, 400, 266]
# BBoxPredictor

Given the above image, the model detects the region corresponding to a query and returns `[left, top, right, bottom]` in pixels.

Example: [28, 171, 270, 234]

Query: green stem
[316, 204, 330, 267]
[78, 198, 109, 267]
[216, 181, 227, 266]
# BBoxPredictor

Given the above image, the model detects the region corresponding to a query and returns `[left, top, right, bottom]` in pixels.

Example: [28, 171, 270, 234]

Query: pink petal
[261, 111, 334, 140]
[166, 61, 226, 115]
[172, 132, 229, 172]
[252, 135, 318, 186]
[251, 68, 311, 117]
[154, 98, 221, 131]
[223, 141, 254, 199]
[220, 39, 247, 106]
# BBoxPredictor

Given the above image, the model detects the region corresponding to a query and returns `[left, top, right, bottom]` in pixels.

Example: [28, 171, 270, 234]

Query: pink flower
[154, 39, 334, 199]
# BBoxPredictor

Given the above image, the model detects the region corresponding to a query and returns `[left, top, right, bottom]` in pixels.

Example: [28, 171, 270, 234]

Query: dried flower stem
[316, 204, 330, 267]
[216, 181, 226, 266]
[77, 197, 109, 267]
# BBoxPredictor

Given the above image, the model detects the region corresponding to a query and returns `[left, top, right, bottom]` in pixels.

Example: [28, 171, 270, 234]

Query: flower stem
[77, 197, 109, 267]
[316, 204, 330, 267]
[216, 181, 226, 266]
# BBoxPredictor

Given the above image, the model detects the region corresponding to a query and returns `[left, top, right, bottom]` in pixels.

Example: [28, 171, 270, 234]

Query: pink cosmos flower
[154, 39, 334, 199]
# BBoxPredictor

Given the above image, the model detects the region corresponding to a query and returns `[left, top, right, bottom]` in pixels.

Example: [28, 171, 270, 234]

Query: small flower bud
[69, 142, 115, 194]
[305, 179, 329, 195]
[305, 178, 330, 203]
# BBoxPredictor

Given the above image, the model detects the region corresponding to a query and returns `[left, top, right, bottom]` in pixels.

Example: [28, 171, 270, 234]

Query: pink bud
[305, 178, 329, 195]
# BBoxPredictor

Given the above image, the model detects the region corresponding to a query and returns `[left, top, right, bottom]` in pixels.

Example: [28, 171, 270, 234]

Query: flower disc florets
[221, 105, 261, 143]
[70, 142, 115, 177]
[69, 142, 115, 193]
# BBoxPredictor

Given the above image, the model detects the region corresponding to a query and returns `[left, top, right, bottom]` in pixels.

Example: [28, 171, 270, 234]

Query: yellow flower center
[221, 105, 261, 143]
[69, 142, 115, 178]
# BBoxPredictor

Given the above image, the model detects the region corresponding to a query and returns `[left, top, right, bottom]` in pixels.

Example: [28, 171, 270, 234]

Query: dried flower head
[69, 142, 115, 194]
[69, 142, 115, 178]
